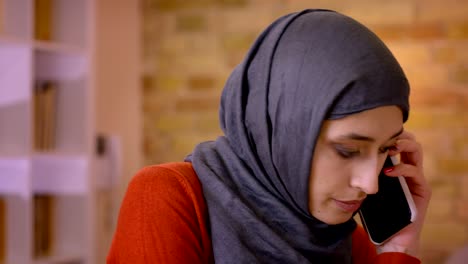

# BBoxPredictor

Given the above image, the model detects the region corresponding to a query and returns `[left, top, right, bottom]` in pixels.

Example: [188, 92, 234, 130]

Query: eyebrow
[337, 127, 404, 142]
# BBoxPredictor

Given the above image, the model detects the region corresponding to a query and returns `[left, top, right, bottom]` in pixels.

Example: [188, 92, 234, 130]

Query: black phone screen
[358, 157, 413, 245]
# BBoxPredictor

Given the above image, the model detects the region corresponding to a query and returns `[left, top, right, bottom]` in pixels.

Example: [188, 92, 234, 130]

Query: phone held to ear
[358, 156, 417, 245]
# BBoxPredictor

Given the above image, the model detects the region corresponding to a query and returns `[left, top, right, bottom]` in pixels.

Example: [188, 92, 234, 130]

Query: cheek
[310, 157, 350, 191]
[308, 138, 353, 214]
[310, 171, 347, 201]
[309, 158, 347, 207]
[308, 155, 349, 209]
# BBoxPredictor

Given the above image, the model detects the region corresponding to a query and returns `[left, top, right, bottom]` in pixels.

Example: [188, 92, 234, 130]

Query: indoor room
[0, 0, 467, 263]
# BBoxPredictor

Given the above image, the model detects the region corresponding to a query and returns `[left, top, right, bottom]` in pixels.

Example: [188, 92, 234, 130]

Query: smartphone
[358, 156, 417, 245]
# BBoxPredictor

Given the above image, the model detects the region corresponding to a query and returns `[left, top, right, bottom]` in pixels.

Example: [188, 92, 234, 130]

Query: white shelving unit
[0, 0, 95, 263]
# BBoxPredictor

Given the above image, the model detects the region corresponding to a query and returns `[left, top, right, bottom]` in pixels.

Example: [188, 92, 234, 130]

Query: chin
[314, 212, 354, 225]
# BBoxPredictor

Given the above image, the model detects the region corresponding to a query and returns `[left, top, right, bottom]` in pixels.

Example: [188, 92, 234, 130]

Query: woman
[107, 9, 431, 263]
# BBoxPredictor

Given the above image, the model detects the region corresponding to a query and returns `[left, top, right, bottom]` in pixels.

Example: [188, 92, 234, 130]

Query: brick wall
[141, 1, 468, 263]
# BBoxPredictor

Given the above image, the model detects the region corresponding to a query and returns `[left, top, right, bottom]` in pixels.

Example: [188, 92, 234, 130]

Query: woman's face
[308, 105, 403, 225]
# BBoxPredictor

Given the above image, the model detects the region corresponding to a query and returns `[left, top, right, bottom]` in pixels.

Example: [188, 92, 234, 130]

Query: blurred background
[0, 0, 467, 263]
[142, 1, 468, 263]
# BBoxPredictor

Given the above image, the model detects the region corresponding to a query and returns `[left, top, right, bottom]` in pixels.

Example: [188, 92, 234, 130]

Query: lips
[334, 199, 364, 213]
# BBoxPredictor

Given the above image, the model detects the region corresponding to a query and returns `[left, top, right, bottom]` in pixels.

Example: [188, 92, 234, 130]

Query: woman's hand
[377, 131, 432, 258]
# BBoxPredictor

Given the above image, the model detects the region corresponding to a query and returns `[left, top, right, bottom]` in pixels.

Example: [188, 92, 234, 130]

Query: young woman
[107, 9, 431, 263]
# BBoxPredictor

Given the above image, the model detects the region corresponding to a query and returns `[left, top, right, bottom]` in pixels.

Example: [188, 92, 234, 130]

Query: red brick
[221, 33, 256, 53]
[461, 176, 468, 200]
[372, 25, 407, 40]
[286, 1, 415, 26]
[341, 1, 415, 25]
[425, 182, 455, 220]
[149, 0, 216, 11]
[406, 113, 468, 149]
[158, 34, 188, 56]
[386, 42, 432, 68]
[188, 75, 216, 91]
[447, 22, 468, 39]
[142, 75, 154, 91]
[155, 114, 194, 133]
[176, 14, 207, 32]
[154, 75, 185, 92]
[421, 222, 468, 250]
[142, 131, 172, 161]
[410, 89, 468, 108]
[373, 23, 445, 41]
[142, 93, 176, 113]
[143, 13, 175, 36]
[181, 53, 226, 75]
[218, 0, 248, 7]
[225, 51, 246, 68]
[143, 135, 156, 157]
[285, 0, 344, 14]
[417, 1, 468, 23]
[452, 66, 468, 84]
[184, 34, 218, 53]
[409, 23, 445, 39]
[423, 153, 444, 183]
[456, 43, 468, 63]
[454, 136, 468, 158]
[403, 65, 449, 91]
[405, 110, 434, 130]
[219, 9, 275, 33]
[433, 46, 457, 64]
[175, 96, 220, 112]
[420, 247, 450, 264]
[456, 199, 468, 222]
[438, 159, 468, 174]
[171, 134, 208, 156]
[193, 112, 222, 134]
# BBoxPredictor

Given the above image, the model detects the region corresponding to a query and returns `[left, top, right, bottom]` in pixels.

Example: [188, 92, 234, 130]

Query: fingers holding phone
[358, 156, 417, 245]
[377, 131, 432, 258]
[385, 131, 431, 203]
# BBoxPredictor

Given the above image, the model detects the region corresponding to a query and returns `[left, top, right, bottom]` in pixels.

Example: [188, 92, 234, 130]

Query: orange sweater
[107, 162, 420, 264]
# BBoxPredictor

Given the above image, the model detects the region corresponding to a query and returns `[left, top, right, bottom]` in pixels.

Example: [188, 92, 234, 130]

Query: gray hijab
[186, 9, 409, 263]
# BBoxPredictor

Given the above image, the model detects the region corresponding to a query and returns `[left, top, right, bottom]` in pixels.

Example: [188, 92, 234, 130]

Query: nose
[350, 158, 380, 195]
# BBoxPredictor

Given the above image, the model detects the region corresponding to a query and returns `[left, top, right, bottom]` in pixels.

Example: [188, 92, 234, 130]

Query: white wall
[94, 0, 141, 262]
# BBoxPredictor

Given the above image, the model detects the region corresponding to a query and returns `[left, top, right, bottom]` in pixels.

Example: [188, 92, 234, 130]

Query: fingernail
[383, 167, 394, 173]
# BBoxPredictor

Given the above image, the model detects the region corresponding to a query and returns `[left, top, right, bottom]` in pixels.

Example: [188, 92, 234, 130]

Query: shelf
[33, 254, 83, 264]
[32, 154, 89, 195]
[5, 195, 32, 264]
[95, 156, 112, 190]
[0, 102, 31, 156]
[0, 158, 29, 197]
[0, 44, 31, 106]
[34, 40, 86, 55]
[31, 194, 87, 264]
[34, 0, 89, 49]
[35, 48, 87, 81]
[0, 35, 30, 47]
[53, 79, 89, 154]
[35, 195, 87, 263]
[2, 0, 32, 40]
[0, 0, 99, 263]
[0, 197, 4, 263]
[31, 78, 90, 154]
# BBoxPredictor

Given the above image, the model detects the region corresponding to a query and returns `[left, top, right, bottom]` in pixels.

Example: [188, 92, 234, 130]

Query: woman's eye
[379, 146, 391, 154]
[334, 145, 360, 159]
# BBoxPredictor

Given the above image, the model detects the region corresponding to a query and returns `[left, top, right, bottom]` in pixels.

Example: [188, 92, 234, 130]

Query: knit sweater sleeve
[106, 162, 213, 264]
[352, 225, 421, 264]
